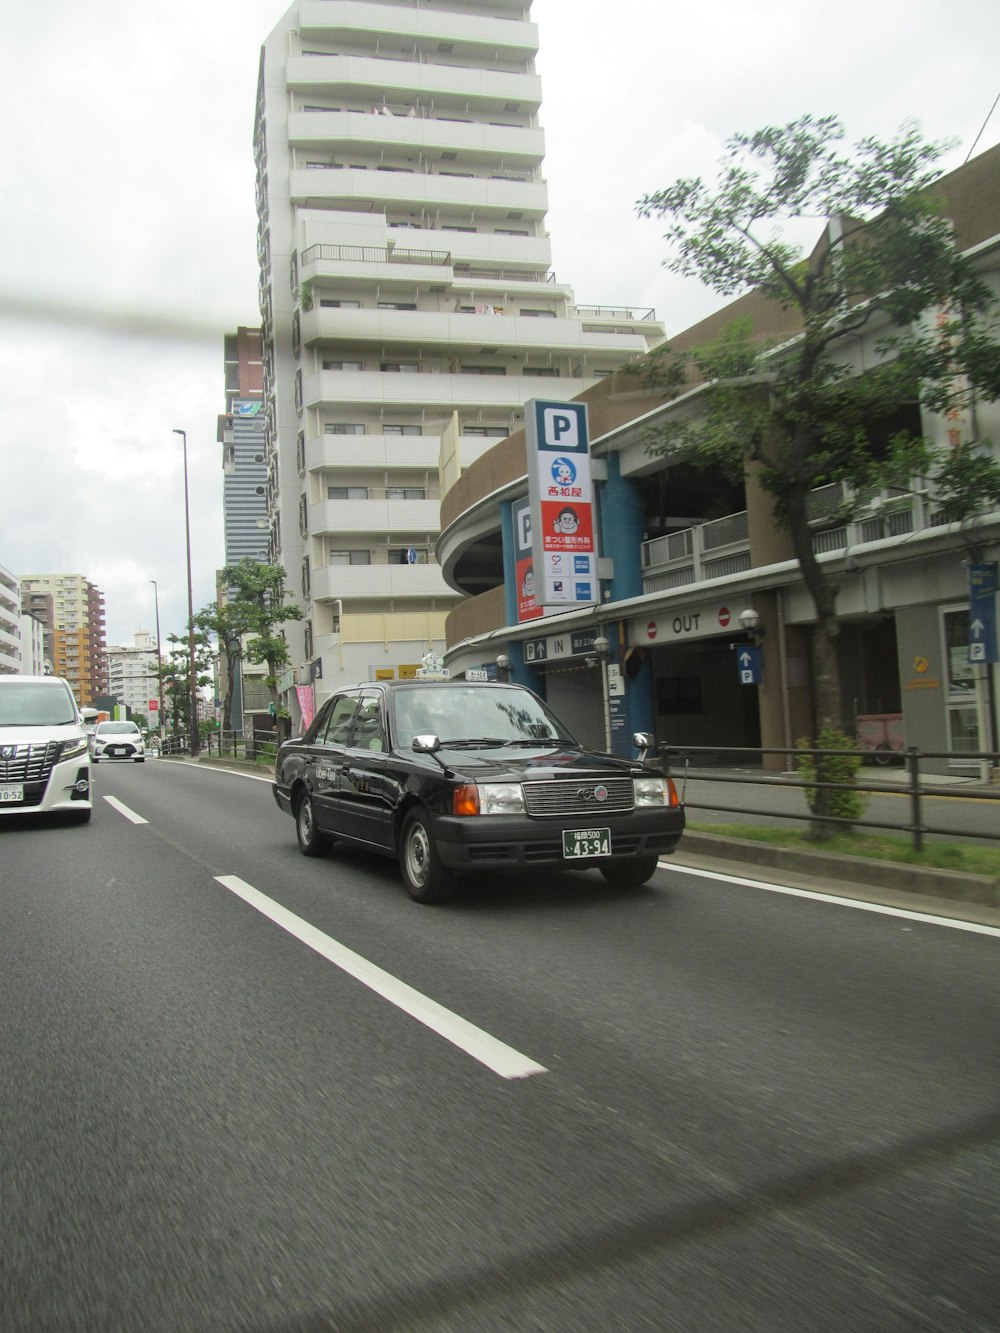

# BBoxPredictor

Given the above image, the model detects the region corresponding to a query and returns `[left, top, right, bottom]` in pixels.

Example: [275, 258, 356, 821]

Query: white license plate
[0, 783, 24, 802]
[562, 827, 611, 858]
[109, 747, 126, 755]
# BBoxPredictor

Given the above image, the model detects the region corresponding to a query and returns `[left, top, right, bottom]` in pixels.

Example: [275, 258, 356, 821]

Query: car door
[338, 691, 394, 849]
[307, 692, 359, 834]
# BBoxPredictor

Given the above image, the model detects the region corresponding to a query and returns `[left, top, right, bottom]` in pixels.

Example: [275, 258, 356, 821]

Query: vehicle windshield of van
[0, 681, 77, 726]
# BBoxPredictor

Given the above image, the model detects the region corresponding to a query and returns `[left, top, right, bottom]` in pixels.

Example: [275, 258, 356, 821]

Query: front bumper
[431, 808, 684, 872]
[0, 758, 93, 816]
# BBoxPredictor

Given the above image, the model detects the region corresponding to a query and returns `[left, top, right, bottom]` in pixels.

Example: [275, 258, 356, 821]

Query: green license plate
[562, 827, 611, 859]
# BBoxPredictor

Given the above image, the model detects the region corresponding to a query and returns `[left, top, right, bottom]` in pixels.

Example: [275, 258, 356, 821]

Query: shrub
[797, 728, 865, 830]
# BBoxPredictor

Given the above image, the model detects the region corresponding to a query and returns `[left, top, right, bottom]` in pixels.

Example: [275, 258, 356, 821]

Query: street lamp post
[172, 428, 200, 756]
[150, 579, 166, 739]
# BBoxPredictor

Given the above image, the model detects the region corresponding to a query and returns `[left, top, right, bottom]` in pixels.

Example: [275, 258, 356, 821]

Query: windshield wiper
[503, 737, 560, 746]
[437, 737, 509, 749]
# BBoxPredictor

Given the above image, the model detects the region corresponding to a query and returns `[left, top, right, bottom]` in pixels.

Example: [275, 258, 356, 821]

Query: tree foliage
[217, 560, 302, 711]
[636, 115, 1000, 748]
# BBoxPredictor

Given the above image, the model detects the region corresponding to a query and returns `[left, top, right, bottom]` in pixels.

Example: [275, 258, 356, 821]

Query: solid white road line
[103, 795, 149, 825]
[214, 874, 548, 1080]
[663, 862, 1000, 937]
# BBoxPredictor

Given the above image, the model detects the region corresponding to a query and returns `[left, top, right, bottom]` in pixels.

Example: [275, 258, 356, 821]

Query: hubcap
[407, 825, 429, 886]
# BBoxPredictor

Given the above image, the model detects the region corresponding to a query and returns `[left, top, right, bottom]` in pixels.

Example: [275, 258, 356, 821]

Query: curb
[675, 831, 1000, 908]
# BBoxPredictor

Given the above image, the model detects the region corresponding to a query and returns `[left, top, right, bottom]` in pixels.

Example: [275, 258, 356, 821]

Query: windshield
[392, 684, 574, 749]
[0, 681, 78, 726]
[96, 722, 140, 735]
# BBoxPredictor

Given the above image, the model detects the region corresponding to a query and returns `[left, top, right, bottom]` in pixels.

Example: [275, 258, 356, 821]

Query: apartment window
[378, 302, 417, 311]
[327, 486, 369, 500]
[390, 546, 429, 564]
[461, 365, 506, 375]
[386, 487, 426, 500]
[520, 308, 556, 318]
[523, 367, 560, 377]
[383, 424, 422, 435]
[463, 425, 510, 437]
[441, 225, 476, 233]
[323, 360, 364, 371]
[380, 362, 420, 373]
[495, 228, 529, 236]
[376, 165, 415, 173]
[320, 299, 362, 308]
[329, 549, 371, 565]
[324, 423, 366, 435]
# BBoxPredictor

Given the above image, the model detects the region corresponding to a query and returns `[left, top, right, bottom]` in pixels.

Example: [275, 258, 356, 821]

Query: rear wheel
[399, 810, 455, 904]
[599, 854, 659, 889]
[295, 790, 330, 857]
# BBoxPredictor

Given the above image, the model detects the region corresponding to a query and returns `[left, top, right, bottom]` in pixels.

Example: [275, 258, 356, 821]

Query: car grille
[0, 741, 60, 786]
[523, 777, 634, 818]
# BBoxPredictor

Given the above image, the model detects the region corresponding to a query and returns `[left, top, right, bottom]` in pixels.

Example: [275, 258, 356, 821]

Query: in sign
[718, 607, 730, 627]
[647, 621, 658, 641]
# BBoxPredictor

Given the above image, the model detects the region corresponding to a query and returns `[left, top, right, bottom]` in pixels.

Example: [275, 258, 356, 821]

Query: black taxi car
[272, 679, 684, 904]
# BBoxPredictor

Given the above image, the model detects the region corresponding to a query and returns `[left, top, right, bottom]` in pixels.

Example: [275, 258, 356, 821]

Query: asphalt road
[2, 759, 998, 1332]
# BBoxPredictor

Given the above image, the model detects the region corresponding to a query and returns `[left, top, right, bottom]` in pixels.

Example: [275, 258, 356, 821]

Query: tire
[599, 854, 659, 889]
[399, 810, 455, 904]
[295, 790, 330, 857]
[873, 743, 893, 767]
[67, 808, 92, 825]
[135, 757, 145, 763]
[91, 756, 99, 763]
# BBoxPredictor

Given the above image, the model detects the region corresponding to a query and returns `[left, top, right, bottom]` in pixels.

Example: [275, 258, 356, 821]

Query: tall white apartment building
[255, 0, 664, 711]
[105, 631, 161, 720]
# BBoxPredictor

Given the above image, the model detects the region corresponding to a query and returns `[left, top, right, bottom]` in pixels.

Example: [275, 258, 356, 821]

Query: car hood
[0, 724, 87, 746]
[436, 745, 646, 783]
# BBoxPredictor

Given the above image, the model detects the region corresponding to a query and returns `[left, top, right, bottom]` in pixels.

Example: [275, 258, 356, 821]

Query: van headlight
[61, 736, 90, 760]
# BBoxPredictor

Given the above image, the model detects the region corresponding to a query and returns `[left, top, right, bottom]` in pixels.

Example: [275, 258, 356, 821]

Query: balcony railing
[301, 243, 451, 268]
[572, 304, 657, 322]
[641, 488, 933, 593]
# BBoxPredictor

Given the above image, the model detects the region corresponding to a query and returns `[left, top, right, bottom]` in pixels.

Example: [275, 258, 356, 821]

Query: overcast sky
[3, 0, 998, 648]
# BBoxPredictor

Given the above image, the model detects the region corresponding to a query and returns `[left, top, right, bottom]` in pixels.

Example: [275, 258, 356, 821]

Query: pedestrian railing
[660, 745, 1000, 853]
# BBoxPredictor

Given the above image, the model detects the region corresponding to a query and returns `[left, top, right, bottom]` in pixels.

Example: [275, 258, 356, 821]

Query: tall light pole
[150, 579, 165, 739]
[172, 428, 200, 756]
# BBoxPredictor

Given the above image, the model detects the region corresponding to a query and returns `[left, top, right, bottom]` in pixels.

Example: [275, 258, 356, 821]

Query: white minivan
[0, 675, 94, 823]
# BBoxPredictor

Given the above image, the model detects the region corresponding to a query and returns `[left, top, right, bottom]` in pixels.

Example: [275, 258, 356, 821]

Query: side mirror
[633, 731, 655, 761]
[412, 734, 441, 754]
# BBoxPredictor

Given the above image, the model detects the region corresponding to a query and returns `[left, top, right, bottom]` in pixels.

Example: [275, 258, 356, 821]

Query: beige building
[18, 574, 107, 706]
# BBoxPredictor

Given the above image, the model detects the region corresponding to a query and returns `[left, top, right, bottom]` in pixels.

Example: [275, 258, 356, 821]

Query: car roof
[0, 674, 70, 686]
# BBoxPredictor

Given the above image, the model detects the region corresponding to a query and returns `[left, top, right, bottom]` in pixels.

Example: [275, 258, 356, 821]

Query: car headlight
[633, 775, 671, 807]
[453, 782, 526, 816]
[61, 736, 90, 760]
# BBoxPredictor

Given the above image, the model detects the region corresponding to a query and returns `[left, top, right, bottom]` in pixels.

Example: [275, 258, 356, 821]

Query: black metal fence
[661, 745, 1000, 853]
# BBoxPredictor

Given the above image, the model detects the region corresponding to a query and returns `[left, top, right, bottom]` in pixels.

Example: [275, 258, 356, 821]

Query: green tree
[164, 629, 215, 741]
[219, 560, 303, 719]
[636, 116, 1000, 748]
[193, 600, 248, 736]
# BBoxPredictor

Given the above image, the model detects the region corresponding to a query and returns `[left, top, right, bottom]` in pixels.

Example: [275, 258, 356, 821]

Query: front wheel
[599, 854, 659, 890]
[295, 790, 331, 857]
[399, 810, 455, 904]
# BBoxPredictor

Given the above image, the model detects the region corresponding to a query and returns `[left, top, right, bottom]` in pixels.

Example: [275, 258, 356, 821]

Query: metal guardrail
[661, 745, 1000, 854]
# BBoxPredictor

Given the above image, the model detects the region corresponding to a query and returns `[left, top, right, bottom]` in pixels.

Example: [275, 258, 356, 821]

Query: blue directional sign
[968, 563, 998, 664]
[737, 644, 762, 685]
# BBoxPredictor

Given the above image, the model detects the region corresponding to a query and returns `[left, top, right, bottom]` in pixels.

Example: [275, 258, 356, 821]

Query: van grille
[0, 741, 61, 785]
[523, 777, 634, 817]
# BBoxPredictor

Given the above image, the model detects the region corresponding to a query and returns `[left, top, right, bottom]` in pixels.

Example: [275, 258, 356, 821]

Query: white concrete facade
[0, 564, 22, 674]
[106, 631, 161, 721]
[254, 0, 665, 714]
